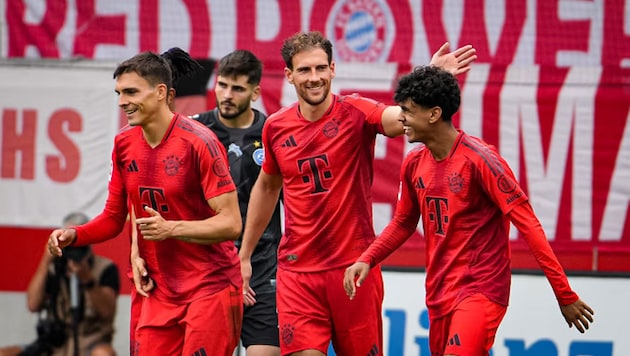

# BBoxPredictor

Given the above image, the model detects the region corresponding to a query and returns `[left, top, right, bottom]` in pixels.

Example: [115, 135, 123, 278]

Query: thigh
[136, 297, 185, 356]
[129, 285, 142, 356]
[182, 284, 243, 356]
[443, 293, 507, 356]
[242, 291, 280, 348]
[429, 314, 451, 356]
[276, 268, 330, 355]
[328, 266, 384, 356]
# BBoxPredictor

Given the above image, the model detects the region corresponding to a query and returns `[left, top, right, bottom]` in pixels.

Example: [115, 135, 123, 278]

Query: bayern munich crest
[327, 0, 395, 62]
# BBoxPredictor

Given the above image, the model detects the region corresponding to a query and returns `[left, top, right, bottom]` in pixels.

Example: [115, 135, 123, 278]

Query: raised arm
[26, 246, 54, 312]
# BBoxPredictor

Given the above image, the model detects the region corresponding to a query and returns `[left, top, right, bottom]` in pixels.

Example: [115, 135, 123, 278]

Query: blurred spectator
[0, 212, 120, 356]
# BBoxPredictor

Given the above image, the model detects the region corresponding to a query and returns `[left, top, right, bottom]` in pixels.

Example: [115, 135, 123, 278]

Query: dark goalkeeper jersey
[194, 108, 282, 293]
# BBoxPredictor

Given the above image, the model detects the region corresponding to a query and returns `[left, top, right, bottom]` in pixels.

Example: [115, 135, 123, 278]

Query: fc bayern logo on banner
[327, 0, 395, 62]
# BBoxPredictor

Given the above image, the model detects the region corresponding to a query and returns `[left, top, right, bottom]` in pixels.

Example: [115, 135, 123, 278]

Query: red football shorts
[276, 265, 384, 356]
[135, 284, 243, 356]
[429, 293, 507, 355]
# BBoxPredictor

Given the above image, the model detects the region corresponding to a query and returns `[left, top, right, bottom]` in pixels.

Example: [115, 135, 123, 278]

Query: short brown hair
[281, 31, 333, 70]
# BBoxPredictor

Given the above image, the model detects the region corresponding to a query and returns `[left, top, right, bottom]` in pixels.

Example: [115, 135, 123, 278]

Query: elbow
[227, 218, 242, 240]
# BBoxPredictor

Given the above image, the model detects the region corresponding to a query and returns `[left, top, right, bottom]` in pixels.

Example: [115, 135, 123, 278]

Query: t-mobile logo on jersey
[425, 196, 448, 235]
[139, 187, 169, 213]
[297, 154, 332, 194]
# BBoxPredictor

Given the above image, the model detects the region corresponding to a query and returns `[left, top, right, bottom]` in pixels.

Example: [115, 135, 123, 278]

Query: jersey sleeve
[261, 118, 280, 175]
[74, 143, 128, 245]
[196, 130, 236, 201]
[358, 153, 421, 266]
[472, 144, 528, 214]
[508, 202, 579, 305]
[343, 94, 387, 134]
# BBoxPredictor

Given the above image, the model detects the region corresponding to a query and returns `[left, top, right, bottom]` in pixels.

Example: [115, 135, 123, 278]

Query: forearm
[239, 182, 281, 260]
[359, 215, 417, 267]
[169, 214, 241, 244]
[509, 202, 578, 305]
[75, 211, 126, 246]
[26, 251, 52, 312]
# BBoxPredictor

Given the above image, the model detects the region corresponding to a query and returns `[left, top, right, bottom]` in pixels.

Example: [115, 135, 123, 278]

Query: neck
[142, 107, 175, 148]
[298, 94, 333, 122]
[425, 125, 459, 161]
[219, 108, 255, 129]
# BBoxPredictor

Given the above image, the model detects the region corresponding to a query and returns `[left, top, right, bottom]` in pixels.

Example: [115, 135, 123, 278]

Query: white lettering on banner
[460, 64, 491, 138]
[499, 67, 600, 241]
[3, 0, 629, 66]
[561, 68, 599, 240]
[500, 66, 540, 239]
[600, 108, 630, 241]
[556, 0, 602, 67]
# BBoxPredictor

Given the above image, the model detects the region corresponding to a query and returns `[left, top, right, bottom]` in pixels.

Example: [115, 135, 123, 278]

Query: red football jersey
[262, 94, 387, 272]
[360, 131, 576, 317]
[76, 114, 240, 304]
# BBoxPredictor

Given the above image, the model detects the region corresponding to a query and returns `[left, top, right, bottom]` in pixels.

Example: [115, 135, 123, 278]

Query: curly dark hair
[281, 31, 333, 70]
[394, 65, 461, 122]
[217, 49, 263, 85]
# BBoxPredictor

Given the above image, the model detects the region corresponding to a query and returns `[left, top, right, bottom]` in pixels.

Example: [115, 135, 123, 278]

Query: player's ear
[252, 85, 261, 102]
[156, 83, 168, 101]
[429, 107, 442, 124]
[284, 67, 294, 84]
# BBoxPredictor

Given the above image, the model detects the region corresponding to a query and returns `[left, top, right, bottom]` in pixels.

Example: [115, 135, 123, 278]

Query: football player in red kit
[48, 49, 243, 356]
[239, 31, 477, 356]
[344, 65, 594, 356]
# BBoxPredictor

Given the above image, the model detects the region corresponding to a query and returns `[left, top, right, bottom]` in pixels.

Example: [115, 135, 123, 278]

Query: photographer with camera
[0, 213, 120, 356]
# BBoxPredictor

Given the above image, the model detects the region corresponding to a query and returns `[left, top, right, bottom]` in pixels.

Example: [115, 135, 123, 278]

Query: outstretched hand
[48, 228, 77, 257]
[343, 262, 371, 300]
[430, 42, 477, 76]
[560, 298, 594, 333]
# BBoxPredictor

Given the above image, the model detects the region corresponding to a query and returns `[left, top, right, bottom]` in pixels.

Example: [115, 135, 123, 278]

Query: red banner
[1, 0, 629, 276]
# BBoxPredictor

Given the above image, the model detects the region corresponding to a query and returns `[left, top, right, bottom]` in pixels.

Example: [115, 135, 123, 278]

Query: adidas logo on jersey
[127, 160, 139, 172]
[447, 333, 461, 346]
[281, 136, 298, 147]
